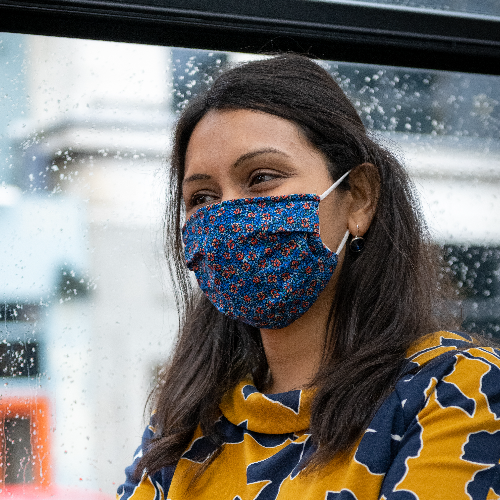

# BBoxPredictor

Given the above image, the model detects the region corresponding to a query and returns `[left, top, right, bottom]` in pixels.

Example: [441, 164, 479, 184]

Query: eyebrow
[232, 148, 290, 169]
[182, 173, 211, 185]
[182, 148, 290, 186]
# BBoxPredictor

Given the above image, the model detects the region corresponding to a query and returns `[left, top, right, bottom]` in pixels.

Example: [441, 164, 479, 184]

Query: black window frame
[0, 0, 499, 75]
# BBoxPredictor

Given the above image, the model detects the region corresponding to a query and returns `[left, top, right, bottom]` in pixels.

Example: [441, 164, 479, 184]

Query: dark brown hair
[136, 53, 441, 476]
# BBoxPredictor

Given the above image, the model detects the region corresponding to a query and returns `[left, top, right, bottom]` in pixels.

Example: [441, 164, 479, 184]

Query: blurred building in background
[1, 34, 177, 498]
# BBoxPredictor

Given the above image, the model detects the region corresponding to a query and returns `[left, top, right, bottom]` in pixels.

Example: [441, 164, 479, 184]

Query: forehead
[183, 109, 320, 176]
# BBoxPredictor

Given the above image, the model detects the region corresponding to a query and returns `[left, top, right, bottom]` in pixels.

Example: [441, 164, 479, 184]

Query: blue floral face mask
[182, 170, 350, 329]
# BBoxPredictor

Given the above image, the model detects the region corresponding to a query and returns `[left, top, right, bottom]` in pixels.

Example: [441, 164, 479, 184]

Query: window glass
[320, 59, 500, 338]
[307, 0, 500, 17]
[0, 33, 499, 496]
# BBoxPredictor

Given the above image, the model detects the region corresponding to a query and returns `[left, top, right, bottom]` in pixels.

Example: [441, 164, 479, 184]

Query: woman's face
[182, 109, 352, 253]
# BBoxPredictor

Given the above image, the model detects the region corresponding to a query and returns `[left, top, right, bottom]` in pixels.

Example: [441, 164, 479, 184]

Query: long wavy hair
[136, 53, 442, 476]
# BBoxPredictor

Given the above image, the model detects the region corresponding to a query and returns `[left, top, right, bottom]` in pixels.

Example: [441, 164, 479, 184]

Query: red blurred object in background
[0, 397, 113, 500]
[1, 485, 113, 499]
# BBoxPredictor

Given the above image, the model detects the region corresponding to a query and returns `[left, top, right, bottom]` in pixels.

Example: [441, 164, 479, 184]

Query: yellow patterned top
[117, 331, 500, 500]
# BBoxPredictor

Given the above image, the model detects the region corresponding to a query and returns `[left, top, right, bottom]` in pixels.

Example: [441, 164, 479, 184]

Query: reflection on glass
[0, 33, 499, 496]
[306, 0, 500, 17]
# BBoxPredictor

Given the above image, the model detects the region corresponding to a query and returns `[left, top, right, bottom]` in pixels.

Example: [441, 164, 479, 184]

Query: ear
[347, 163, 380, 237]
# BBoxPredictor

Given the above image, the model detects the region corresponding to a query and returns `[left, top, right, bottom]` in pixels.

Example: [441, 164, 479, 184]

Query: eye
[249, 171, 281, 186]
[188, 191, 218, 209]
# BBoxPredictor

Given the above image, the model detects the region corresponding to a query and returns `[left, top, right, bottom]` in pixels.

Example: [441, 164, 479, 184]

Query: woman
[117, 54, 500, 499]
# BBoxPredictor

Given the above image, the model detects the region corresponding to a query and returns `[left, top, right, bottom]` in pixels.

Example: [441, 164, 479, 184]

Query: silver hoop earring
[350, 224, 365, 253]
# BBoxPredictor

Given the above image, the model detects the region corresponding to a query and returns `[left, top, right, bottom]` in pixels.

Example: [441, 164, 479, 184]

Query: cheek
[318, 195, 349, 252]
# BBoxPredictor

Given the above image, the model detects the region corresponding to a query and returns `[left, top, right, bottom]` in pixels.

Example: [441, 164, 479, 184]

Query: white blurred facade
[2, 36, 178, 497]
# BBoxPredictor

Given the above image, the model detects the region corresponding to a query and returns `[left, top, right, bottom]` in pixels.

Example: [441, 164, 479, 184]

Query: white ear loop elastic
[319, 169, 351, 201]
[317, 170, 351, 254]
[336, 230, 350, 254]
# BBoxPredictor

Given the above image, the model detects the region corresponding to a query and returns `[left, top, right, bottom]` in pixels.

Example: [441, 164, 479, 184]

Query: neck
[259, 280, 335, 394]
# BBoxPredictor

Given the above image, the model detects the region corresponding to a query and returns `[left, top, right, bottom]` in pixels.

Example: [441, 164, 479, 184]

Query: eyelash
[189, 192, 215, 208]
[187, 169, 286, 208]
[249, 171, 280, 186]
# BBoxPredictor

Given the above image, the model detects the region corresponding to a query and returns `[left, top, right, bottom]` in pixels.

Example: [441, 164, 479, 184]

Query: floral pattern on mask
[182, 193, 338, 328]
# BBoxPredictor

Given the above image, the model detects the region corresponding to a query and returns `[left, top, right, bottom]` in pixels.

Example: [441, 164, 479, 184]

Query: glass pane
[320, 59, 500, 338]
[1, 32, 499, 497]
[307, 0, 500, 18]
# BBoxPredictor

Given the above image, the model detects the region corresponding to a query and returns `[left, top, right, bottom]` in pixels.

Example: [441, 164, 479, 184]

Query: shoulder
[373, 331, 500, 498]
[116, 414, 175, 500]
[406, 329, 500, 365]
[395, 330, 500, 423]
[403, 329, 500, 386]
